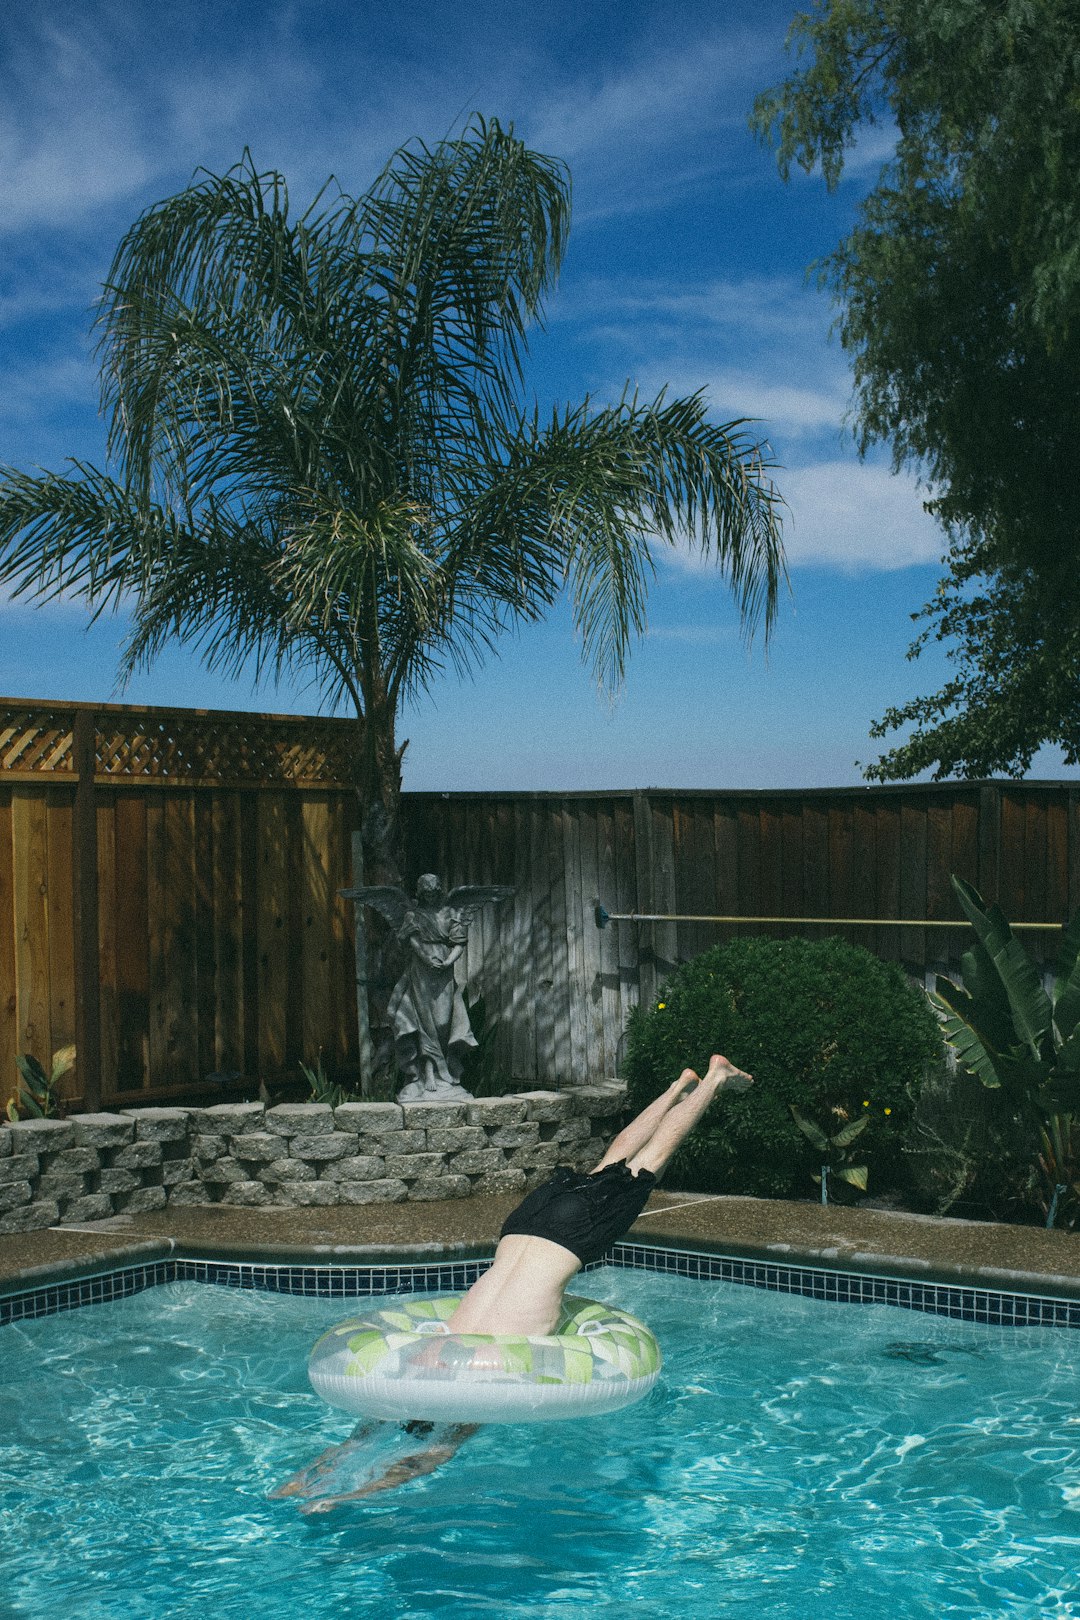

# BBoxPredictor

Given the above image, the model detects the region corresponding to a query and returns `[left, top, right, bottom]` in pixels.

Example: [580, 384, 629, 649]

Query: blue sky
[0, 0, 1066, 788]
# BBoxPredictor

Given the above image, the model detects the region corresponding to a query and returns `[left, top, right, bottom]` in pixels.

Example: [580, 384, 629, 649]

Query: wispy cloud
[779, 461, 942, 571]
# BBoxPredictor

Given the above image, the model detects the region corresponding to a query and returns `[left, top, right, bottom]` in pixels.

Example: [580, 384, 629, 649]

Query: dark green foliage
[753, 0, 1080, 779]
[904, 1060, 1040, 1223]
[623, 937, 942, 1198]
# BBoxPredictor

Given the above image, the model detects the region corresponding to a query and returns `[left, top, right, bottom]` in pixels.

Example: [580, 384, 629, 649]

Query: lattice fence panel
[0, 707, 76, 774]
[0, 702, 359, 785]
[94, 713, 359, 785]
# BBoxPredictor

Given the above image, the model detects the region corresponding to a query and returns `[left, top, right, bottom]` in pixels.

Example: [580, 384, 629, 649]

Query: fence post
[72, 709, 102, 1110]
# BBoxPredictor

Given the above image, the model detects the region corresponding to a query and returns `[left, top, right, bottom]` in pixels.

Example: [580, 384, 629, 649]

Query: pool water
[3, 1269, 1080, 1619]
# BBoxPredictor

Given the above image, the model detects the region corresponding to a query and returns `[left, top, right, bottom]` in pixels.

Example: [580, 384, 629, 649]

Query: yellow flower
[657, 1002, 666, 1010]
[884, 1107, 892, 1116]
[862, 1100, 870, 1108]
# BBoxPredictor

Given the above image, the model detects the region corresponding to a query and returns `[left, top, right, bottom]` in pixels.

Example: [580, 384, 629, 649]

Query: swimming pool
[3, 1261, 1080, 1619]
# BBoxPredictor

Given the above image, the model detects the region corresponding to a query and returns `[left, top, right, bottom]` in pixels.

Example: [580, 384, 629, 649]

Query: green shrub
[622, 936, 944, 1199]
[903, 1061, 1040, 1222]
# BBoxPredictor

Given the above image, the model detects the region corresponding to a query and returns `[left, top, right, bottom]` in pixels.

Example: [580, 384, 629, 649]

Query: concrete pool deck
[2, 1189, 1080, 1301]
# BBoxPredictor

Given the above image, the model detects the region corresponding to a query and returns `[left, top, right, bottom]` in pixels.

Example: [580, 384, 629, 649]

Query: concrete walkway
[3, 1190, 1080, 1301]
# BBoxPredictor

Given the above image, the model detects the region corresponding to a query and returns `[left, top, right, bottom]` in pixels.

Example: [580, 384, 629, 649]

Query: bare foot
[669, 1067, 700, 1102]
[704, 1053, 753, 1092]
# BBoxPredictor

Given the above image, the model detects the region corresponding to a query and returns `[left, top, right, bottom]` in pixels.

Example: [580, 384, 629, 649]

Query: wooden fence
[0, 699, 362, 1111]
[2, 699, 1078, 1109]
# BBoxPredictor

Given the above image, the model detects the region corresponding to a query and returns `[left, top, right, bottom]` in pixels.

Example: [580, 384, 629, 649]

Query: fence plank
[95, 793, 117, 1105]
[113, 794, 149, 1096]
[212, 791, 244, 1077]
[531, 802, 556, 1086]
[899, 798, 927, 967]
[256, 792, 289, 1076]
[0, 791, 16, 1103]
[46, 796, 77, 1086]
[12, 790, 51, 1064]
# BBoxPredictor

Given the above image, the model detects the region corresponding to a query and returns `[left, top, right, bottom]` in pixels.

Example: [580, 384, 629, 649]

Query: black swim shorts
[498, 1160, 657, 1269]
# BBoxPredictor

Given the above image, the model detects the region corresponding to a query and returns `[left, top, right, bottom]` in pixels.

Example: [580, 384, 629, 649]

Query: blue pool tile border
[603, 1242, 1080, 1328]
[3, 1245, 1080, 1329]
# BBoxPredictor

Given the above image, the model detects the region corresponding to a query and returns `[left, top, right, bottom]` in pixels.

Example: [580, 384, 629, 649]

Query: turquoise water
[3, 1270, 1080, 1619]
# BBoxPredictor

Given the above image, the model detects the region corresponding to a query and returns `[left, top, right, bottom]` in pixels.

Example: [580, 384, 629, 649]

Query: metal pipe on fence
[594, 905, 1062, 931]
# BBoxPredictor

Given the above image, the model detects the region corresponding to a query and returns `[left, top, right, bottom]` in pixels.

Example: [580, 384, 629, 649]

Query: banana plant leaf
[835, 1166, 868, 1190]
[958, 939, 1021, 1054]
[951, 876, 1051, 1054]
[1053, 910, 1080, 1045]
[831, 1115, 870, 1149]
[790, 1106, 829, 1153]
[930, 978, 1007, 1090]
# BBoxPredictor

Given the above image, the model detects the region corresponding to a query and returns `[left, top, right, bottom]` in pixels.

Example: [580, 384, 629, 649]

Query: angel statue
[346, 874, 514, 1102]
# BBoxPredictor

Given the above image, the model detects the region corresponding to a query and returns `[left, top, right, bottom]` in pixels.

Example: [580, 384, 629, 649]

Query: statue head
[415, 873, 443, 906]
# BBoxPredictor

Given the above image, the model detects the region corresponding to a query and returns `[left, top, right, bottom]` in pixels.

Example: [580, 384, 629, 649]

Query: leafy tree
[0, 118, 784, 878]
[0, 119, 784, 1087]
[752, 0, 1080, 779]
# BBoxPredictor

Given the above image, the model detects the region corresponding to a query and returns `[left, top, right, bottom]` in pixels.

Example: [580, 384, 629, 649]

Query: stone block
[258, 1158, 316, 1183]
[571, 1084, 626, 1119]
[73, 1114, 135, 1149]
[520, 1091, 574, 1123]
[288, 1133, 355, 1161]
[110, 1140, 163, 1170]
[333, 1102, 402, 1135]
[201, 1158, 249, 1185]
[466, 1097, 528, 1127]
[162, 1158, 198, 1186]
[8, 1118, 76, 1154]
[277, 1182, 340, 1207]
[359, 1129, 425, 1155]
[507, 1143, 563, 1171]
[336, 1178, 408, 1205]
[401, 1101, 468, 1130]
[45, 1147, 101, 1174]
[116, 1185, 168, 1214]
[383, 1152, 446, 1179]
[407, 1174, 471, 1202]
[447, 1148, 507, 1175]
[230, 1132, 280, 1163]
[36, 1173, 90, 1202]
[97, 1168, 142, 1195]
[62, 1194, 115, 1223]
[425, 1126, 486, 1152]
[194, 1134, 225, 1164]
[217, 1182, 272, 1208]
[320, 1155, 384, 1182]
[264, 1103, 334, 1136]
[0, 1180, 32, 1212]
[469, 1168, 527, 1196]
[552, 1117, 590, 1145]
[0, 1199, 58, 1233]
[193, 1102, 265, 1135]
[0, 1154, 39, 1185]
[0, 1128, 11, 1156]
[488, 1123, 539, 1149]
[124, 1107, 192, 1142]
[166, 1182, 212, 1207]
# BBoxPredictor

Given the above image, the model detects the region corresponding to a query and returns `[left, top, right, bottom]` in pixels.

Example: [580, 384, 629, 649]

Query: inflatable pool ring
[308, 1293, 662, 1424]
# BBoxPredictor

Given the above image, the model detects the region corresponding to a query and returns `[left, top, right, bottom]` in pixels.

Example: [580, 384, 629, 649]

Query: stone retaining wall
[0, 1085, 627, 1235]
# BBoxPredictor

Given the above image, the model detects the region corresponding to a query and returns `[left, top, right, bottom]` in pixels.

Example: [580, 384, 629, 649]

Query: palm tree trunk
[352, 670, 407, 1093]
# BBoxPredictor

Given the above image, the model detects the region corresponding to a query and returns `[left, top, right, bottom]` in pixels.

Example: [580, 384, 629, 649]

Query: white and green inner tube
[308, 1293, 663, 1424]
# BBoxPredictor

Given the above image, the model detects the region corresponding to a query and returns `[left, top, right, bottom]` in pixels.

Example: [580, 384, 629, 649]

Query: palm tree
[0, 118, 785, 1082]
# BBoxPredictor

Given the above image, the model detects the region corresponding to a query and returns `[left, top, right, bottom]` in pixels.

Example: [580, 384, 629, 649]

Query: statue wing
[340, 885, 409, 931]
[446, 885, 515, 926]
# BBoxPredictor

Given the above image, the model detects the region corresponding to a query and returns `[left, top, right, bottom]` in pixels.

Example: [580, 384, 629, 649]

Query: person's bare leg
[625, 1054, 752, 1178]
[298, 1424, 478, 1513]
[593, 1068, 703, 1171]
[269, 1420, 384, 1499]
